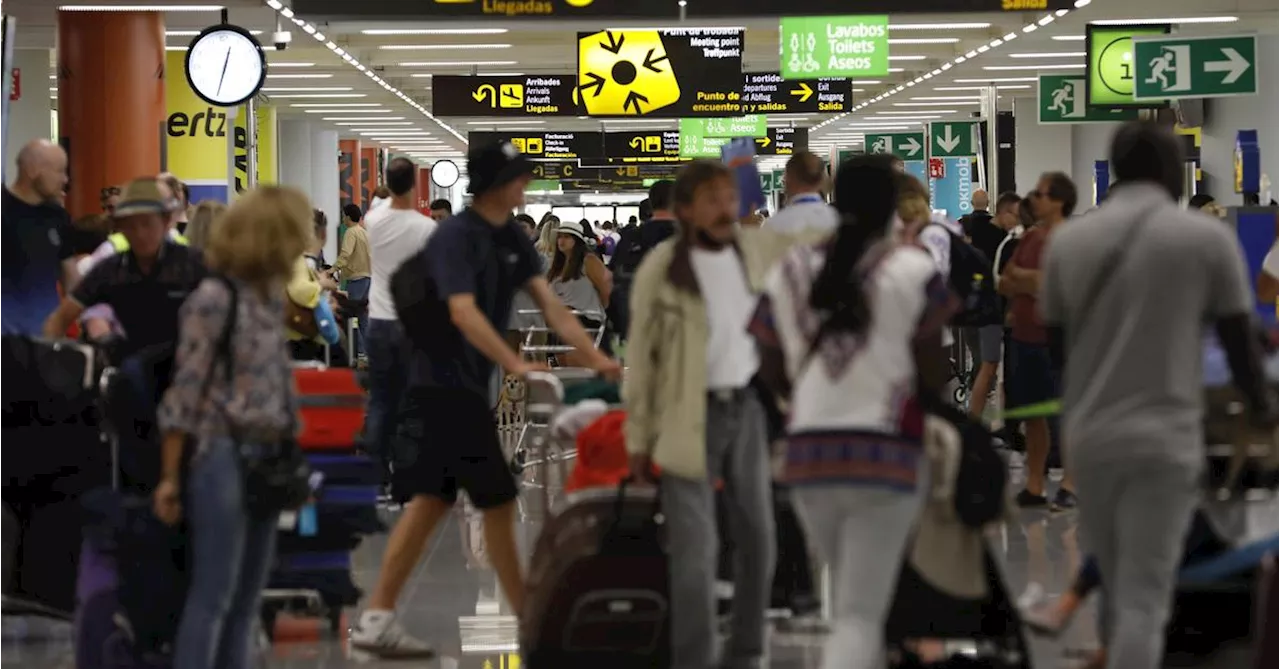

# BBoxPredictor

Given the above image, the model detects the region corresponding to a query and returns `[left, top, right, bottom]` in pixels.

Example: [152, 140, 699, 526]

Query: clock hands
[215, 47, 232, 97]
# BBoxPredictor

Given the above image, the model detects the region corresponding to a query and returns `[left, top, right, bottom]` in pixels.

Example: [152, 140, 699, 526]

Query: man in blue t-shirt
[1, 140, 77, 335]
[352, 141, 621, 657]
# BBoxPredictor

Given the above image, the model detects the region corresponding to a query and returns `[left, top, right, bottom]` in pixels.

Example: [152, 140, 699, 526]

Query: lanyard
[789, 194, 824, 206]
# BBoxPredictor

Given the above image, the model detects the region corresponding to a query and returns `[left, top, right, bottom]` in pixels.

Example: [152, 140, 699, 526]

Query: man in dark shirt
[43, 178, 206, 360]
[966, 191, 1023, 422]
[608, 179, 677, 338]
[2, 140, 78, 336]
[352, 141, 620, 658]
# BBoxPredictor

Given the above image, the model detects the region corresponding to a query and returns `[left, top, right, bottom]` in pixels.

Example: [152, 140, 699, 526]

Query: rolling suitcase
[1255, 554, 1277, 669]
[293, 365, 366, 451]
[520, 483, 670, 668]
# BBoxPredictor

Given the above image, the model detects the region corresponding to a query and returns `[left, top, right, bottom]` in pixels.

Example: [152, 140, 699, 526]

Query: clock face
[432, 160, 460, 188]
[185, 25, 266, 107]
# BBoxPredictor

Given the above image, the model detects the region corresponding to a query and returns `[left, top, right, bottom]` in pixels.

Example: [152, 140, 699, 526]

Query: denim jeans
[364, 318, 410, 480]
[662, 388, 776, 669]
[345, 277, 371, 357]
[174, 440, 278, 669]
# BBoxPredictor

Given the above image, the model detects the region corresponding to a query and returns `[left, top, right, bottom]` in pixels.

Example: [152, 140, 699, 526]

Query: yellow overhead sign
[578, 30, 680, 116]
[577, 28, 745, 117]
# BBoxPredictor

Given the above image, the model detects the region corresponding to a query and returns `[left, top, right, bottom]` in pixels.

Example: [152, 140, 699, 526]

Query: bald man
[765, 150, 838, 235]
[2, 139, 78, 335]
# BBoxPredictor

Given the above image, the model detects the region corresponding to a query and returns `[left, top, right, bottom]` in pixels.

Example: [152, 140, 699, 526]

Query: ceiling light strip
[264, 0, 465, 146]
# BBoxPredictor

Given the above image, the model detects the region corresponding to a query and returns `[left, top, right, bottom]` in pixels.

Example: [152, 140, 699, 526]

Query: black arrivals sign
[432, 75, 577, 117]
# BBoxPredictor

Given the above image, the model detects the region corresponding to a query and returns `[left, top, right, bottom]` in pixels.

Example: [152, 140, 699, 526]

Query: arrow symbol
[936, 125, 961, 153]
[1204, 47, 1250, 84]
[472, 83, 496, 106]
[601, 31, 625, 55]
[628, 137, 642, 149]
[899, 136, 922, 157]
[755, 135, 772, 148]
[642, 48, 668, 74]
[789, 82, 813, 102]
[580, 72, 606, 98]
[622, 90, 649, 115]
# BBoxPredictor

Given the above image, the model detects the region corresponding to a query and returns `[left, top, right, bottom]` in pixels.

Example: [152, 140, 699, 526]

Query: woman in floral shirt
[154, 186, 313, 669]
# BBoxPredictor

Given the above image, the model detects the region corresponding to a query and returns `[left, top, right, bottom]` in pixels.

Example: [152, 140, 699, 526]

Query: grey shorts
[976, 324, 1003, 364]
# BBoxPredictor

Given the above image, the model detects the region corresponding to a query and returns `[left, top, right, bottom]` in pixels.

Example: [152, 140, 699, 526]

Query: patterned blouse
[158, 276, 298, 455]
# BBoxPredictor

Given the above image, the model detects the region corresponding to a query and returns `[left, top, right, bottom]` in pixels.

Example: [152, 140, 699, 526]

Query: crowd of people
[1, 118, 1275, 669]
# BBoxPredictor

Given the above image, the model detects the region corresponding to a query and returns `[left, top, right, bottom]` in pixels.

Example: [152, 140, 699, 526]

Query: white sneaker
[350, 610, 436, 658]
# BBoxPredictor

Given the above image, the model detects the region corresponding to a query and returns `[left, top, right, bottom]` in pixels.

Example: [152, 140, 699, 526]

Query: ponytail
[809, 155, 900, 339]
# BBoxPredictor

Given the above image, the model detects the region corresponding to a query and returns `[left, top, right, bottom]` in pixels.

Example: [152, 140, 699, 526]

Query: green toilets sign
[779, 15, 889, 79]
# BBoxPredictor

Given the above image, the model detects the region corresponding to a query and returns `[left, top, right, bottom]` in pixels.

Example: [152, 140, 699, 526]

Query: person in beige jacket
[623, 160, 818, 669]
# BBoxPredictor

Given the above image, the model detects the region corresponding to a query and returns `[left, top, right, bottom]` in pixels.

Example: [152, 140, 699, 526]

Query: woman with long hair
[154, 186, 314, 669]
[184, 200, 228, 251]
[748, 155, 955, 669]
[547, 220, 611, 365]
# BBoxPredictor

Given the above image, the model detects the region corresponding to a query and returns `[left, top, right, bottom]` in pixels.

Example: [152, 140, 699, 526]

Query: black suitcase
[520, 484, 670, 668]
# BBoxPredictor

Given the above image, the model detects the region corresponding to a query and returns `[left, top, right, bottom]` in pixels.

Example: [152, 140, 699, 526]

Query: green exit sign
[1132, 34, 1257, 101]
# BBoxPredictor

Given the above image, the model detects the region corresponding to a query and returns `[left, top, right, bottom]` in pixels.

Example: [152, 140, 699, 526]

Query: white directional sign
[1133, 34, 1257, 101]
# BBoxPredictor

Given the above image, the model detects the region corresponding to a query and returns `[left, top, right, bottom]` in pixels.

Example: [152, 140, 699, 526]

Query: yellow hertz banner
[165, 51, 231, 200]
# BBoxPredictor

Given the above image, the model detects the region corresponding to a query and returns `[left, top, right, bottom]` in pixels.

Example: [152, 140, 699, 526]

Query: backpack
[389, 248, 451, 353]
[607, 225, 651, 282]
[931, 223, 1001, 327]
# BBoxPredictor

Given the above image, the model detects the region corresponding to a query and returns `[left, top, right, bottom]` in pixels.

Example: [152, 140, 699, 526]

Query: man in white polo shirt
[362, 157, 438, 493]
[764, 151, 839, 236]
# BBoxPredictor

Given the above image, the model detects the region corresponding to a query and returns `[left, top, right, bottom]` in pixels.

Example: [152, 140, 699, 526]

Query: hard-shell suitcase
[520, 484, 670, 668]
[293, 365, 366, 451]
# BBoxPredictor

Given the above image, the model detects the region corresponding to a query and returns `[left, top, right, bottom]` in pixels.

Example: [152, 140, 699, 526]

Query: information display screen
[742, 72, 851, 114]
[466, 131, 603, 160]
[432, 75, 577, 117]
[577, 28, 745, 117]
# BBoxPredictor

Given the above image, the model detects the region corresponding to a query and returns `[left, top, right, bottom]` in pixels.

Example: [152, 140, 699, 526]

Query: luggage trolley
[503, 309, 608, 480]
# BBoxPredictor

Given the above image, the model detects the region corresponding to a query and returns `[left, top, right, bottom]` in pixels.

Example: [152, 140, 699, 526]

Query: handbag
[284, 297, 320, 339]
[196, 276, 312, 519]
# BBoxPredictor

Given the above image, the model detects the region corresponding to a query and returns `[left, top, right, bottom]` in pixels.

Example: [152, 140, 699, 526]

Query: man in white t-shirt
[363, 157, 438, 490]
[764, 151, 839, 236]
[1258, 238, 1278, 306]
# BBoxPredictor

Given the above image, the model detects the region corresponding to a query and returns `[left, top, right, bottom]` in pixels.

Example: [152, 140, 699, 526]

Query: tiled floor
[0, 461, 1264, 668]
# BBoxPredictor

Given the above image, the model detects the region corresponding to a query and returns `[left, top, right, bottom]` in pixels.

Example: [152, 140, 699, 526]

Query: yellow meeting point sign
[578, 30, 680, 116]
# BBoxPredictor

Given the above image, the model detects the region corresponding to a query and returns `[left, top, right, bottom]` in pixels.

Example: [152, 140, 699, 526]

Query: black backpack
[607, 225, 650, 284]
[931, 224, 1001, 327]
[390, 248, 451, 352]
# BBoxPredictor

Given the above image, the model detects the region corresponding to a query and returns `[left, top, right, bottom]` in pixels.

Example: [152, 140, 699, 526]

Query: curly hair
[204, 186, 314, 294]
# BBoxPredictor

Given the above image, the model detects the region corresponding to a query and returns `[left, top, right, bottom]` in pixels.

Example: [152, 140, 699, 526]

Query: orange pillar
[416, 166, 433, 217]
[338, 139, 361, 209]
[359, 147, 378, 205]
[57, 11, 165, 220]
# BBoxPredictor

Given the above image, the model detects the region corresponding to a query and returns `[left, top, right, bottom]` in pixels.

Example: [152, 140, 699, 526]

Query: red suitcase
[293, 365, 366, 451]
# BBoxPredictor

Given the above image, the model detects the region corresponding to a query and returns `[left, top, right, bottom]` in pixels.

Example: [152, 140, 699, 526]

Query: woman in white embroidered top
[748, 156, 955, 669]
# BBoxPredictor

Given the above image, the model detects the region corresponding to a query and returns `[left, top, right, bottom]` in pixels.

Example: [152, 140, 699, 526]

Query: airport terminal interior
[2, 0, 1278, 667]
